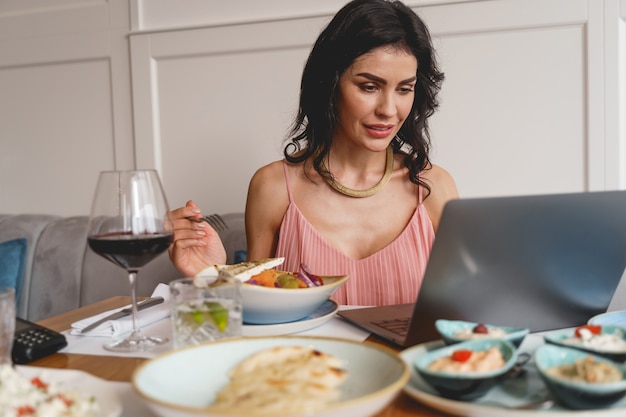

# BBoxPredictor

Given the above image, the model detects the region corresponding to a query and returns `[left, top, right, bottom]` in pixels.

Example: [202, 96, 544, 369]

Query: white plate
[589, 310, 626, 327]
[134, 335, 408, 417]
[16, 366, 122, 417]
[242, 299, 338, 336]
[399, 337, 626, 416]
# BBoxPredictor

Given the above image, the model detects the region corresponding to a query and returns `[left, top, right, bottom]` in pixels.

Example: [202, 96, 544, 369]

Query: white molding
[617, 0, 626, 186]
[602, 0, 625, 189]
[418, 0, 587, 36]
[141, 16, 328, 58]
[130, 0, 476, 33]
[584, 0, 626, 191]
[0, 1, 109, 41]
[587, 0, 606, 190]
[130, 35, 158, 171]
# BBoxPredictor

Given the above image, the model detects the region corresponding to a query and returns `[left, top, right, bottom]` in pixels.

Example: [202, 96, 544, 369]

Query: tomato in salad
[451, 349, 473, 362]
[574, 324, 602, 337]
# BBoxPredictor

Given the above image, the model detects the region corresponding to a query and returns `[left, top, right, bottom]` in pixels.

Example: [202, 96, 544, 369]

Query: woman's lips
[365, 124, 395, 138]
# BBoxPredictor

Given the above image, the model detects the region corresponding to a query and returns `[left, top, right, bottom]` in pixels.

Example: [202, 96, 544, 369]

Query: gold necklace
[322, 147, 394, 198]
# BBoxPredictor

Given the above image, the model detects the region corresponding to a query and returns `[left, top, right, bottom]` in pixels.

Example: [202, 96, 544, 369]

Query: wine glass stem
[128, 270, 142, 336]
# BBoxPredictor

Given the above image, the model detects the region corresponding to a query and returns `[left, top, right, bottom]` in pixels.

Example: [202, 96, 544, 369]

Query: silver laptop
[338, 190, 626, 347]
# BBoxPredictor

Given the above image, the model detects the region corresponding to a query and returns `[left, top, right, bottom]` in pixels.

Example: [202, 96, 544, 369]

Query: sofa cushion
[0, 214, 61, 319]
[216, 213, 247, 264]
[28, 217, 88, 320]
[0, 237, 27, 300]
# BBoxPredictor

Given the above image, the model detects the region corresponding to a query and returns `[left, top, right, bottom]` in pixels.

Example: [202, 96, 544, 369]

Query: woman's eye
[399, 86, 415, 94]
[360, 84, 378, 92]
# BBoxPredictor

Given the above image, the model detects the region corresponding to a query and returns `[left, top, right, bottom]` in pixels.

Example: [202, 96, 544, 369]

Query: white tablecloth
[60, 306, 371, 359]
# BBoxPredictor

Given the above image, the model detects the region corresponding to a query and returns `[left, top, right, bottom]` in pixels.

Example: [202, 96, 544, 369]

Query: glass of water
[169, 276, 242, 348]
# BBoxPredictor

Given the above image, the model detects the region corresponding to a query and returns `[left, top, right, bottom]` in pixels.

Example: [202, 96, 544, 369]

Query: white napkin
[70, 283, 172, 337]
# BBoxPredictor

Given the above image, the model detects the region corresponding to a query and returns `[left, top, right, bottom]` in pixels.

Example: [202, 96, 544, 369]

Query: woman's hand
[168, 200, 227, 276]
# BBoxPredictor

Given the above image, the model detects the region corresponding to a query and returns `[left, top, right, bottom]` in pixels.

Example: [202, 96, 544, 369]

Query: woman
[169, 0, 458, 306]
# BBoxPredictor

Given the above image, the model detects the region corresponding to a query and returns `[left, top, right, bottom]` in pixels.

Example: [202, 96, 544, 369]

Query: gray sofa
[0, 213, 246, 322]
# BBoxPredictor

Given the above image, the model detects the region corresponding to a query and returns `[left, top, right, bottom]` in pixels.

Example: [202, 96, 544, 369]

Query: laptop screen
[406, 190, 626, 346]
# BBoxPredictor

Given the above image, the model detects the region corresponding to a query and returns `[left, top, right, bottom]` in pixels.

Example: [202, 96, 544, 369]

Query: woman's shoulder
[250, 158, 311, 188]
[252, 159, 284, 177]
[422, 163, 457, 192]
[421, 163, 459, 231]
[248, 159, 292, 207]
[249, 160, 287, 190]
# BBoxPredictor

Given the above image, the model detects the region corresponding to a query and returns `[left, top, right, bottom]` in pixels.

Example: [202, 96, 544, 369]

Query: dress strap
[282, 160, 294, 203]
[417, 173, 425, 205]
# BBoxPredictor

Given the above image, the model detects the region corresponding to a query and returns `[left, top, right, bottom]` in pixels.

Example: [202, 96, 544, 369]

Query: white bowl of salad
[196, 258, 349, 324]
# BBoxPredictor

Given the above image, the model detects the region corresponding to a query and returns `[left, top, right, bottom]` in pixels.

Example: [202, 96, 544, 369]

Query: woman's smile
[365, 123, 396, 138]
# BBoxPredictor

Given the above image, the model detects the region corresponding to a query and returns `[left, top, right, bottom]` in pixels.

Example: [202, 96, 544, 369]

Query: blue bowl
[413, 338, 518, 400]
[435, 319, 529, 347]
[534, 344, 626, 409]
[543, 324, 626, 362]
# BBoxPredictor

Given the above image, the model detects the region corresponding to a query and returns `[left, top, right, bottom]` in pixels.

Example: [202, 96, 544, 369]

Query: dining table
[30, 296, 447, 417]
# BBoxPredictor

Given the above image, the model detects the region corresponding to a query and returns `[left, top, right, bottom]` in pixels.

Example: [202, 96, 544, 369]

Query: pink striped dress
[275, 162, 435, 306]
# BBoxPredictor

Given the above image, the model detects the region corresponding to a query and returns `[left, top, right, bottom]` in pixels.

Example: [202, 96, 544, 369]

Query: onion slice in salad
[299, 264, 324, 287]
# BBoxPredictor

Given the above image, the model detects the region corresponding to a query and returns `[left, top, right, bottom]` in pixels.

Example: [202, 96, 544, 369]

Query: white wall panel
[131, 0, 621, 214]
[0, 0, 133, 216]
[130, 17, 329, 213]
[157, 48, 306, 212]
[429, 25, 587, 197]
[419, 0, 597, 198]
[1, 60, 115, 214]
[1, 0, 624, 216]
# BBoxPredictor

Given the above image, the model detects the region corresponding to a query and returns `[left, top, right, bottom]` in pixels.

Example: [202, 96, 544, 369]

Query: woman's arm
[245, 161, 290, 261]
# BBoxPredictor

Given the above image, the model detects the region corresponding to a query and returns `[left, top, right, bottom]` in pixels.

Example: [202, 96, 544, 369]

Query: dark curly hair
[284, 0, 444, 194]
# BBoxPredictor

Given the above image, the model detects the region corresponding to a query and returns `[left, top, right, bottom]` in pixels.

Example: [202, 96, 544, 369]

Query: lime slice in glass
[205, 301, 229, 332]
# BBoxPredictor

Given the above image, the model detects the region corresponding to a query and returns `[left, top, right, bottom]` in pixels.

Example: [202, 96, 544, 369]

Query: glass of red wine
[87, 170, 173, 352]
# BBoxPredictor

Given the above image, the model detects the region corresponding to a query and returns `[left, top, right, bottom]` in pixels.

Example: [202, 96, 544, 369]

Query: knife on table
[80, 296, 165, 334]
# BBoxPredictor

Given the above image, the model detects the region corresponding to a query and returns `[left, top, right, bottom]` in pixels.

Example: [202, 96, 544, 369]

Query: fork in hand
[186, 213, 229, 232]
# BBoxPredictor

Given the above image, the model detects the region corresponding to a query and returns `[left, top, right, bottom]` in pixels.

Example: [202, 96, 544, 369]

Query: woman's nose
[375, 93, 397, 117]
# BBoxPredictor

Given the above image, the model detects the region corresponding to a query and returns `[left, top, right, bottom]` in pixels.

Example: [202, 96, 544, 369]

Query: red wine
[88, 232, 173, 271]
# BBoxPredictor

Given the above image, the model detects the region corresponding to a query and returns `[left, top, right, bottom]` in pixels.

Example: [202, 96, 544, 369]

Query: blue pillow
[0, 238, 27, 300]
[234, 249, 247, 263]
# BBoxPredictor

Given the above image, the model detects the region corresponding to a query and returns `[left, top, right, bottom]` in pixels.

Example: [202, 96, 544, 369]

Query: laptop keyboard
[372, 317, 410, 337]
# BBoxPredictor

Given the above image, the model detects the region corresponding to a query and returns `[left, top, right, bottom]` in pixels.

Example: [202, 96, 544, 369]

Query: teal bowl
[413, 338, 518, 400]
[534, 344, 626, 409]
[543, 324, 626, 362]
[435, 319, 529, 347]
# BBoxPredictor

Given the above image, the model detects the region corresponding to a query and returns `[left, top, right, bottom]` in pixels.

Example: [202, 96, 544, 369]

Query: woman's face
[335, 46, 417, 152]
